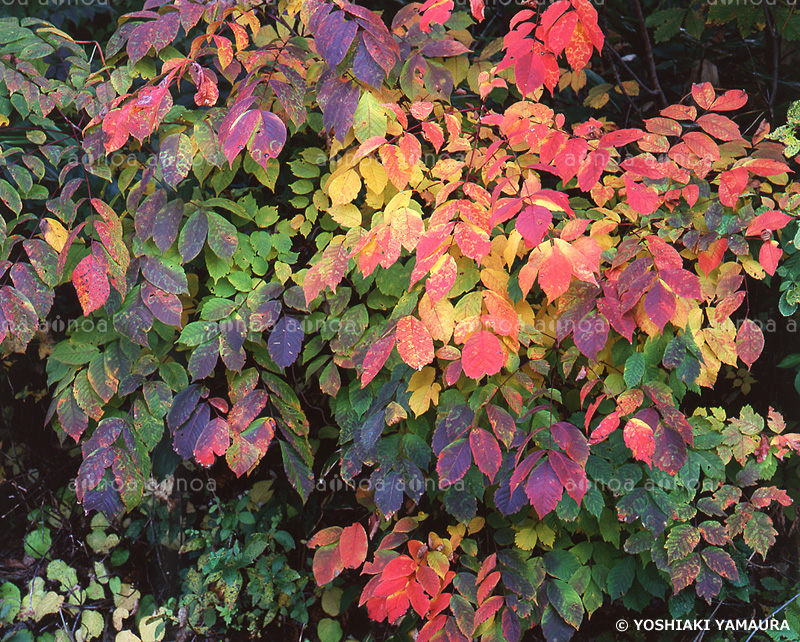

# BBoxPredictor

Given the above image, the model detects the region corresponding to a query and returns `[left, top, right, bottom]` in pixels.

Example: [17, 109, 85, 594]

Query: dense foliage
[1, 0, 800, 640]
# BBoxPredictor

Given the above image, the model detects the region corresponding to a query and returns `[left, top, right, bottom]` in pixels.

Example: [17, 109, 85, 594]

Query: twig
[631, 0, 667, 108]
[763, 5, 780, 122]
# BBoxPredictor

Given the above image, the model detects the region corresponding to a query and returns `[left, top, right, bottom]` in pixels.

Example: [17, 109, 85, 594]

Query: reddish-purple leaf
[550, 422, 589, 466]
[315, 10, 358, 68]
[660, 268, 701, 299]
[644, 280, 676, 331]
[525, 459, 563, 519]
[653, 424, 687, 475]
[549, 450, 588, 505]
[470, 428, 502, 481]
[437, 438, 472, 487]
[573, 311, 608, 360]
[141, 282, 182, 326]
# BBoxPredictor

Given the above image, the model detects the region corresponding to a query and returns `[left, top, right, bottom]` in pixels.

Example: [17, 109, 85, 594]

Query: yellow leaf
[536, 522, 556, 548]
[41, 217, 68, 252]
[419, 292, 455, 343]
[614, 80, 640, 96]
[327, 204, 361, 228]
[360, 158, 387, 195]
[515, 523, 538, 550]
[327, 169, 361, 205]
[407, 366, 440, 417]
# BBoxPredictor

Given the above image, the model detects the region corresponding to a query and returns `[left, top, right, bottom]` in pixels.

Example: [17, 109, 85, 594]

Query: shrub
[1, 1, 799, 640]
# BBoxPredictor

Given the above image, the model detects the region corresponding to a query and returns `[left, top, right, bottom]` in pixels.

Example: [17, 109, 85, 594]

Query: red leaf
[514, 50, 546, 97]
[475, 596, 504, 626]
[759, 240, 782, 275]
[644, 280, 676, 331]
[683, 184, 699, 206]
[698, 238, 727, 275]
[624, 175, 659, 215]
[646, 235, 683, 270]
[623, 418, 655, 465]
[340, 523, 369, 569]
[696, 114, 743, 141]
[361, 328, 397, 386]
[598, 128, 644, 147]
[454, 222, 491, 263]
[308, 526, 343, 549]
[72, 254, 110, 315]
[739, 158, 790, 176]
[462, 330, 505, 379]
[745, 210, 792, 236]
[469, 0, 485, 21]
[396, 316, 434, 371]
[735, 319, 764, 369]
[516, 205, 552, 247]
[691, 82, 716, 109]
[577, 147, 610, 191]
[660, 268, 701, 299]
[719, 167, 749, 207]
[477, 571, 500, 605]
[470, 428, 502, 481]
[710, 89, 747, 111]
[525, 459, 563, 519]
[194, 418, 230, 467]
[682, 131, 720, 161]
[419, 0, 454, 32]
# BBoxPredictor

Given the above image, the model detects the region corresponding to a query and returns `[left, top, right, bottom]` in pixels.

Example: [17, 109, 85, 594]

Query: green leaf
[624, 352, 645, 388]
[353, 91, 387, 143]
[206, 212, 239, 262]
[645, 8, 686, 43]
[24, 528, 52, 559]
[606, 556, 635, 600]
[317, 618, 343, 642]
[546, 579, 584, 629]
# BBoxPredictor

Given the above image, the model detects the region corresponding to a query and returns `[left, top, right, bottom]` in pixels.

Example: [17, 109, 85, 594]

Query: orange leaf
[538, 243, 572, 301]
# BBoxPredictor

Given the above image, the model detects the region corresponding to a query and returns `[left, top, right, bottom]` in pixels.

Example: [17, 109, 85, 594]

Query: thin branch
[631, 0, 668, 108]
[763, 5, 780, 121]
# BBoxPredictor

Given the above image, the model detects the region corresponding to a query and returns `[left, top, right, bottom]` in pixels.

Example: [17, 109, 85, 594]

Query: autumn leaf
[72, 254, 110, 316]
[396, 315, 435, 371]
[461, 330, 505, 380]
